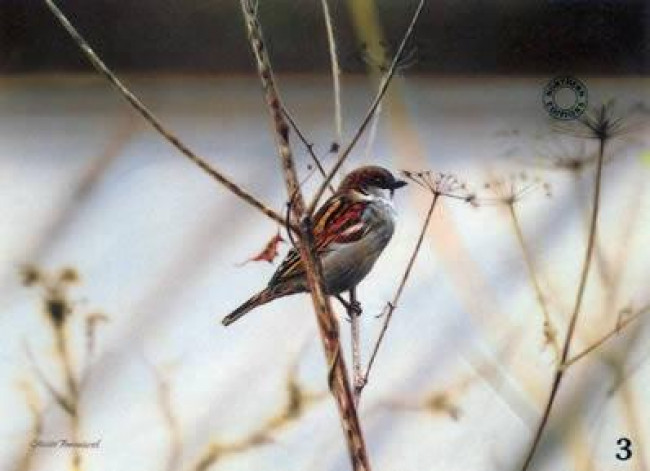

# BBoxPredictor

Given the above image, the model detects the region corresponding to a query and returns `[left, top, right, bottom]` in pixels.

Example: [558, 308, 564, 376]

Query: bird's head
[339, 165, 407, 198]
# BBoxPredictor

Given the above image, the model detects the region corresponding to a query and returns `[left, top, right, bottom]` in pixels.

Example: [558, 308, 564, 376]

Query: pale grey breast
[321, 195, 396, 294]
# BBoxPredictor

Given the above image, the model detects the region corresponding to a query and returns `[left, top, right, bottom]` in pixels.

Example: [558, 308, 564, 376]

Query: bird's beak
[389, 179, 407, 198]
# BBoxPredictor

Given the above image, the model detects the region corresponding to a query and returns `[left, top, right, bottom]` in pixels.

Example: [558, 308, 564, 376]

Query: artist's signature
[31, 439, 101, 449]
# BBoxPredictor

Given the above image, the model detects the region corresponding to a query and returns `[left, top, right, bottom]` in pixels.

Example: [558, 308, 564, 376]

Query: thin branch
[23, 340, 73, 415]
[282, 107, 335, 193]
[54, 325, 79, 407]
[320, 0, 343, 144]
[240, 1, 371, 469]
[15, 380, 43, 471]
[52, 322, 83, 470]
[506, 203, 560, 361]
[43, 0, 287, 228]
[362, 192, 439, 393]
[520, 115, 608, 471]
[307, 0, 426, 215]
[348, 288, 363, 404]
[364, 102, 383, 159]
[563, 304, 650, 369]
[148, 363, 182, 471]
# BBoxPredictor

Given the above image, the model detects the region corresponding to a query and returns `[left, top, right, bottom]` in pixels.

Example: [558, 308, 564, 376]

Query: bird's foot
[335, 295, 362, 321]
[344, 300, 362, 322]
[348, 300, 362, 318]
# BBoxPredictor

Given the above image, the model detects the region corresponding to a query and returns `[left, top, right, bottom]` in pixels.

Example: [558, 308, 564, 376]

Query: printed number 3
[616, 437, 632, 461]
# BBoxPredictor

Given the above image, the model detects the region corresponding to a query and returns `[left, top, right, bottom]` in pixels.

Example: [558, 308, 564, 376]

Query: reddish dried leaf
[238, 232, 285, 266]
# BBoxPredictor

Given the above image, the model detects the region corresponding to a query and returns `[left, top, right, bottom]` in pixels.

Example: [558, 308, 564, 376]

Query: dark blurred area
[1, 0, 648, 74]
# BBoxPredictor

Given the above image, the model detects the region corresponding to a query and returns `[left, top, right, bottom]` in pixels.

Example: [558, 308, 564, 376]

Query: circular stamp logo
[542, 76, 588, 120]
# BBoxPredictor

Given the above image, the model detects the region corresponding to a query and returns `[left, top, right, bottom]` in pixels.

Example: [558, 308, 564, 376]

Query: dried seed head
[20, 265, 41, 287]
[59, 267, 79, 284]
[400, 170, 475, 203]
[481, 173, 549, 207]
[46, 297, 69, 328]
[553, 101, 646, 142]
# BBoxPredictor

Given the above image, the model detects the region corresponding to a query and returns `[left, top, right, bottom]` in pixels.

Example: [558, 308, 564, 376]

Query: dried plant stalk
[361, 192, 439, 395]
[308, 0, 426, 215]
[521, 112, 609, 471]
[43, 0, 287, 228]
[320, 0, 343, 144]
[506, 203, 560, 360]
[282, 107, 335, 193]
[14, 381, 43, 471]
[239, 1, 370, 469]
[563, 304, 649, 369]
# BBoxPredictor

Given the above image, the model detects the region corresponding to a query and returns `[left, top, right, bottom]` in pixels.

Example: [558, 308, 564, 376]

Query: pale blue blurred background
[0, 74, 648, 471]
[1, 1, 649, 470]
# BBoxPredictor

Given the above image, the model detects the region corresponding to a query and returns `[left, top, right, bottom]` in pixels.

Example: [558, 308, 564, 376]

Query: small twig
[148, 362, 182, 471]
[563, 305, 649, 369]
[284, 189, 301, 252]
[53, 323, 83, 470]
[23, 340, 73, 415]
[54, 325, 79, 408]
[308, 0, 427, 215]
[320, 0, 343, 145]
[364, 102, 383, 159]
[282, 107, 335, 193]
[506, 203, 560, 361]
[362, 192, 440, 392]
[84, 313, 109, 368]
[15, 380, 43, 471]
[42, 0, 288, 229]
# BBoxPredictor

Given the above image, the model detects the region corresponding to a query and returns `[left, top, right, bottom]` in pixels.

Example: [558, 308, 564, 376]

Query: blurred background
[1, 0, 649, 74]
[1, 1, 649, 471]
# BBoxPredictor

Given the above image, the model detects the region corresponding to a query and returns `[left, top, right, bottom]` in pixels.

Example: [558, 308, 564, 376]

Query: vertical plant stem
[507, 203, 560, 361]
[15, 382, 42, 471]
[364, 102, 383, 159]
[320, 0, 343, 144]
[54, 325, 82, 470]
[151, 365, 182, 471]
[349, 288, 363, 404]
[240, 2, 371, 469]
[521, 136, 606, 471]
[362, 193, 439, 393]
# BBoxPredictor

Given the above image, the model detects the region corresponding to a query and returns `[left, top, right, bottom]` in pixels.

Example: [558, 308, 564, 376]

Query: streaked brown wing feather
[269, 194, 367, 286]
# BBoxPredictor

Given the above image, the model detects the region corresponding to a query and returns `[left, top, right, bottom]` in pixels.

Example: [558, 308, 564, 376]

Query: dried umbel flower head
[20, 265, 41, 287]
[425, 392, 461, 421]
[20, 265, 80, 328]
[482, 172, 551, 207]
[553, 101, 647, 142]
[540, 141, 600, 174]
[59, 267, 79, 284]
[46, 296, 69, 328]
[359, 39, 419, 74]
[401, 170, 476, 205]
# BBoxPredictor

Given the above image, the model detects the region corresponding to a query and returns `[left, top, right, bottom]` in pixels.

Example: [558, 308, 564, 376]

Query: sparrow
[222, 165, 407, 326]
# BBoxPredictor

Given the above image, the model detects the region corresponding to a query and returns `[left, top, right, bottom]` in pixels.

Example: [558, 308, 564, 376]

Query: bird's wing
[269, 193, 369, 286]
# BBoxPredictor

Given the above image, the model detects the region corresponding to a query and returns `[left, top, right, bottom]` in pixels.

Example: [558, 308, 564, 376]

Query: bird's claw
[348, 300, 362, 318]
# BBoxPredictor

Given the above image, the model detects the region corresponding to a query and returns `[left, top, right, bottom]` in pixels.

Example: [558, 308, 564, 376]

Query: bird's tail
[221, 286, 288, 326]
